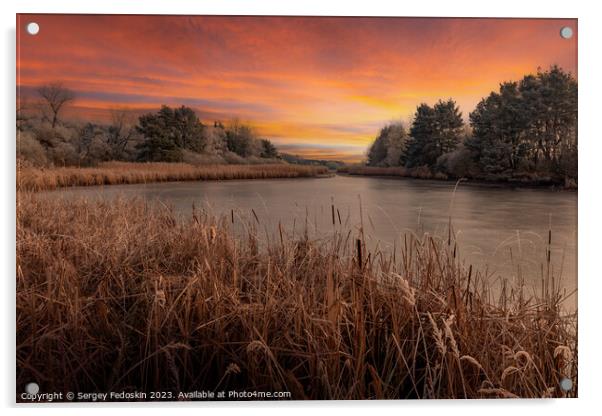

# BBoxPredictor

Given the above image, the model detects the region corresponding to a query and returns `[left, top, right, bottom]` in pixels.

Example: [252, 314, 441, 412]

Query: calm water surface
[44, 175, 577, 307]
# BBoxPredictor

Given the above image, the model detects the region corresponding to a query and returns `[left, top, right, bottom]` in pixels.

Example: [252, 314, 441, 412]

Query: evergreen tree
[260, 139, 278, 158]
[404, 100, 463, 168]
[135, 105, 206, 162]
[172, 106, 207, 152]
[467, 65, 577, 179]
[404, 104, 437, 167]
[520, 66, 577, 165]
[434, 99, 464, 155]
[467, 84, 531, 174]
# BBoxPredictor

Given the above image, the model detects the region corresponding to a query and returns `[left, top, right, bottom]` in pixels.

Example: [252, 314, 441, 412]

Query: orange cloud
[17, 15, 577, 161]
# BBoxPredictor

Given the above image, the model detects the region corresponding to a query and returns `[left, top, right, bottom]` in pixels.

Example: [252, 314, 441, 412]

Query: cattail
[356, 238, 363, 269]
[16, 194, 577, 399]
[331, 197, 335, 226]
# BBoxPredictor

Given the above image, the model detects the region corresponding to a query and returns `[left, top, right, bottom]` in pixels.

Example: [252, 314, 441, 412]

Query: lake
[42, 174, 577, 308]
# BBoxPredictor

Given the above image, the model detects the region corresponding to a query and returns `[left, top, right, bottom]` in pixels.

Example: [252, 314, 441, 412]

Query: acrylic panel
[16, 14, 577, 402]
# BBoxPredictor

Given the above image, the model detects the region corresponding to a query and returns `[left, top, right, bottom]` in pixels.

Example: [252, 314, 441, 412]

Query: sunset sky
[16, 15, 577, 162]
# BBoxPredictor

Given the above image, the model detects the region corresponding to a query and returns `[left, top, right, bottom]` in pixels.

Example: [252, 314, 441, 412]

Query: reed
[16, 194, 577, 400]
[17, 161, 330, 191]
[340, 165, 447, 180]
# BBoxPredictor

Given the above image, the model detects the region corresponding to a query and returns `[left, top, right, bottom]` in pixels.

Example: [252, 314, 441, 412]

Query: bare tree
[108, 108, 138, 159]
[37, 82, 75, 128]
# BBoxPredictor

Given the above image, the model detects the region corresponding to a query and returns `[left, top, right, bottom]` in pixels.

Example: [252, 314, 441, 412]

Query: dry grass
[17, 161, 330, 191]
[16, 194, 577, 400]
[340, 165, 448, 180]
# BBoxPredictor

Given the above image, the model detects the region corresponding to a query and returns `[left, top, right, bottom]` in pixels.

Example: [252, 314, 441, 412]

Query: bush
[409, 165, 433, 179]
[49, 142, 79, 166]
[436, 146, 478, 178]
[366, 121, 408, 167]
[17, 131, 47, 167]
[182, 149, 226, 165]
[223, 151, 248, 164]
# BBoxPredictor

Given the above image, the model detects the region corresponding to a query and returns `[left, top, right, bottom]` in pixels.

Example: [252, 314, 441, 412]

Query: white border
[2, 1, 601, 415]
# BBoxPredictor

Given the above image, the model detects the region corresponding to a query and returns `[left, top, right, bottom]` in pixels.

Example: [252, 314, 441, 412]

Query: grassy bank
[16, 195, 576, 400]
[339, 165, 578, 189]
[17, 161, 330, 191]
[339, 165, 443, 179]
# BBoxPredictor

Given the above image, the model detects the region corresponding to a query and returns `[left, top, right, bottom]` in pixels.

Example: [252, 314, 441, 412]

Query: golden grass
[16, 195, 577, 400]
[17, 161, 330, 191]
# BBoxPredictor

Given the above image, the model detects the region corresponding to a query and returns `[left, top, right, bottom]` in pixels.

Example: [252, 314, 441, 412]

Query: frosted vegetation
[365, 66, 577, 186]
[17, 85, 281, 168]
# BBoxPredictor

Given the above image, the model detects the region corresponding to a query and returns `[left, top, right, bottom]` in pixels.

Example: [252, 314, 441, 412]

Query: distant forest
[365, 66, 577, 186]
[17, 65, 577, 186]
[17, 85, 283, 167]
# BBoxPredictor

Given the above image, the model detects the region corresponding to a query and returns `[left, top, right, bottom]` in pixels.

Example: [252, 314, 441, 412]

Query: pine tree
[135, 105, 206, 162]
[467, 66, 577, 179]
[404, 104, 437, 167]
[260, 139, 278, 158]
[403, 100, 463, 168]
[434, 99, 464, 155]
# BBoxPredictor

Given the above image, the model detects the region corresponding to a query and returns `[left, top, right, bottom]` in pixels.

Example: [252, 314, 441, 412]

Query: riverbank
[338, 166, 578, 190]
[17, 161, 331, 191]
[17, 195, 577, 399]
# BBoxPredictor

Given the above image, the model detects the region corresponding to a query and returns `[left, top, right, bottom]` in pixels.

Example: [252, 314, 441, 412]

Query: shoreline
[338, 171, 578, 191]
[16, 161, 576, 193]
[17, 162, 332, 192]
[31, 173, 336, 194]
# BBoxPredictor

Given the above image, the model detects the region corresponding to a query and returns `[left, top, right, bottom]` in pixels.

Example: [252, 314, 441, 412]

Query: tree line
[17, 82, 280, 167]
[366, 66, 577, 185]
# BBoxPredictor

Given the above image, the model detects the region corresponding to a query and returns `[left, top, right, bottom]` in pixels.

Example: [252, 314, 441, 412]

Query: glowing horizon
[17, 15, 577, 162]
